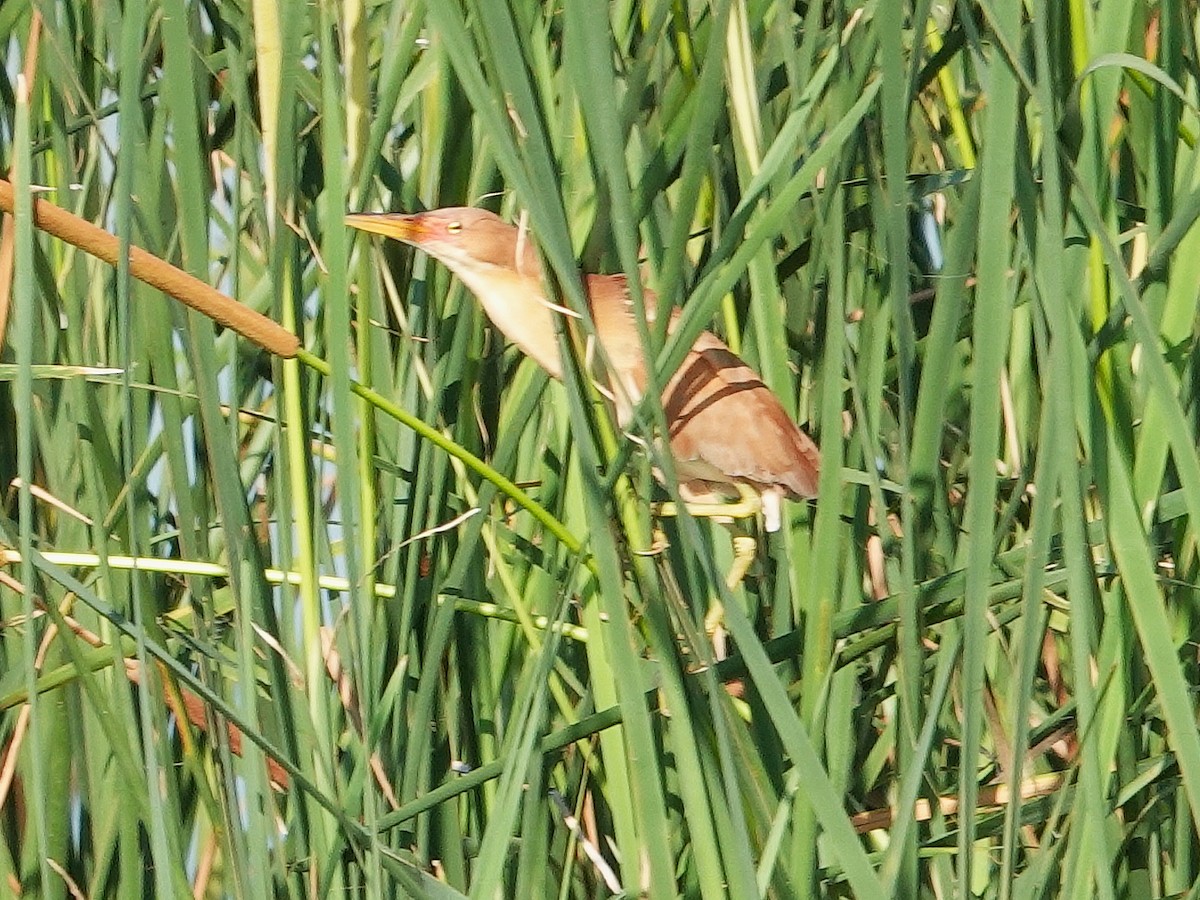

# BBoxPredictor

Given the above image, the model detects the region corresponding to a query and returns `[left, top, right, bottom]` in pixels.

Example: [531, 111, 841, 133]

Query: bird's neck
[452, 264, 564, 379]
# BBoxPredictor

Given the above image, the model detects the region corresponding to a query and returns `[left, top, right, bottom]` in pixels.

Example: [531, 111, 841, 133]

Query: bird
[345, 206, 820, 584]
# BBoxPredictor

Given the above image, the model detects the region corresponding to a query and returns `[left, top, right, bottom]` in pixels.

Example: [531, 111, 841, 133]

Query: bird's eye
[446, 221, 462, 234]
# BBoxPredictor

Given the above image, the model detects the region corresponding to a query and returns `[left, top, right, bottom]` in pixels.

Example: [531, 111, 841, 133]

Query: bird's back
[582, 274, 820, 501]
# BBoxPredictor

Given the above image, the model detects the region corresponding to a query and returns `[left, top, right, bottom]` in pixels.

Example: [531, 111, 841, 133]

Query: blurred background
[1, 1, 1198, 897]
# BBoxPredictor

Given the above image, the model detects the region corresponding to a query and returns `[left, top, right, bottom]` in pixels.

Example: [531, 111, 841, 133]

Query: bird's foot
[632, 527, 671, 557]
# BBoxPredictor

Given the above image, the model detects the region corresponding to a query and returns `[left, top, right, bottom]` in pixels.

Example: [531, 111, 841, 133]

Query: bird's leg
[704, 516, 760, 643]
[654, 484, 763, 524]
[726, 531, 760, 590]
[653, 485, 764, 646]
[652, 484, 764, 588]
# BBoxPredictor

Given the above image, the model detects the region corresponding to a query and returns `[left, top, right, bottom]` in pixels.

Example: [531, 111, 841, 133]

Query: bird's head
[345, 207, 541, 280]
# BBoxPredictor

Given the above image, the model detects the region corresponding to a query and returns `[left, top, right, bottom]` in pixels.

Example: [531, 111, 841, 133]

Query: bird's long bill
[344, 212, 427, 246]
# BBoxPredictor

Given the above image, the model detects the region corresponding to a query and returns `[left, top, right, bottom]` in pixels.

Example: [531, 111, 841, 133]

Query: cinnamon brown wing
[663, 331, 820, 499]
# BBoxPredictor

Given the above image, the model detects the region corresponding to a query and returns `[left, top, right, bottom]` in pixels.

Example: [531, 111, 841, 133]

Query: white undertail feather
[762, 488, 782, 533]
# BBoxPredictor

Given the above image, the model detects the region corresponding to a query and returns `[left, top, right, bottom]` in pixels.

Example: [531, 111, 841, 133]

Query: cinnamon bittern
[345, 207, 819, 585]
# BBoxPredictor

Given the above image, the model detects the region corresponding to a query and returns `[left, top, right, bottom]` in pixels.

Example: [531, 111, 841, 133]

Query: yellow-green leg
[653, 482, 764, 526]
[703, 525, 759, 636]
[652, 486, 764, 637]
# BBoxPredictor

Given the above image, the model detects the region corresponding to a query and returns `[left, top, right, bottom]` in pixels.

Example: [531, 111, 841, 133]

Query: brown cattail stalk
[0, 179, 299, 358]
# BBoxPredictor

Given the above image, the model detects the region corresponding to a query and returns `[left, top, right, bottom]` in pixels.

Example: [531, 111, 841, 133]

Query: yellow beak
[344, 212, 428, 245]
